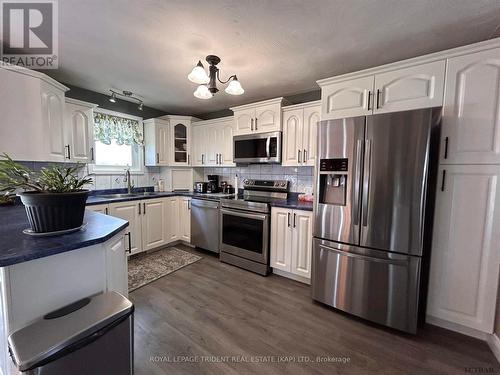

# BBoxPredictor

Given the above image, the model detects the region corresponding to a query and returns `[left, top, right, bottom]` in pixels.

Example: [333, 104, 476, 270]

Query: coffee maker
[207, 175, 219, 193]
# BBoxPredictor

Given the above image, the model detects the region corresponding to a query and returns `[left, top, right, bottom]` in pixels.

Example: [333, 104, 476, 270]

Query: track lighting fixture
[108, 89, 144, 110]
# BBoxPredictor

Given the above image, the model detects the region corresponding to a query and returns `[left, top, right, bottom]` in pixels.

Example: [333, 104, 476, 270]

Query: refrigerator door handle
[353, 139, 363, 226]
[362, 139, 372, 227]
[318, 243, 409, 266]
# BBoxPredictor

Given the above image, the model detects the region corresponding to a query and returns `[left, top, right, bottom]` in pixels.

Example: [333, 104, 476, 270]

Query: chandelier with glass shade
[188, 55, 244, 99]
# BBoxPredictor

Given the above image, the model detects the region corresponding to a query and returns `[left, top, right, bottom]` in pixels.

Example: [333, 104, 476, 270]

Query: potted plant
[0, 153, 93, 233]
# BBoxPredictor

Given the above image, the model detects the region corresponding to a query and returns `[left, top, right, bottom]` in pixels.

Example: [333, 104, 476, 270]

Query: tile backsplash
[18, 161, 162, 191]
[199, 165, 314, 194]
[16, 161, 314, 194]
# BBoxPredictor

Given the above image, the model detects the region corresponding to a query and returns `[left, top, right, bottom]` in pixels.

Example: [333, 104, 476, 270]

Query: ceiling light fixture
[188, 55, 244, 99]
[108, 89, 144, 111]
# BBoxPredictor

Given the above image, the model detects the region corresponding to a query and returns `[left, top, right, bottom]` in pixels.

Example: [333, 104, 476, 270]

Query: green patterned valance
[93, 112, 143, 146]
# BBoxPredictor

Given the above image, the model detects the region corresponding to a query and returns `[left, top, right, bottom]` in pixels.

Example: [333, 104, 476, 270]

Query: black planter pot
[18, 190, 89, 233]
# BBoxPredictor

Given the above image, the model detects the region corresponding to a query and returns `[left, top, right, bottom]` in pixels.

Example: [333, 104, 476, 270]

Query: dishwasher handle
[191, 199, 219, 209]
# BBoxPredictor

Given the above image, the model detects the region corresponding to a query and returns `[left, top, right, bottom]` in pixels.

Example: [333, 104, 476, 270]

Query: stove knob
[280, 182, 286, 187]
[243, 179, 249, 185]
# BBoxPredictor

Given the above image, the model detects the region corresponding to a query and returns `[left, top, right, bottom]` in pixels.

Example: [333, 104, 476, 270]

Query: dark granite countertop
[86, 190, 314, 211]
[269, 199, 313, 211]
[0, 205, 128, 267]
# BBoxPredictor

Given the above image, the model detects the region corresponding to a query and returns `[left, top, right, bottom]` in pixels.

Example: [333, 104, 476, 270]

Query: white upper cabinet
[170, 119, 191, 166]
[0, 66, 70, 162]
[441, 47, 500, 165]
[191, 124, 207, 166]
[234, 108, 254, 135]
[220, 120, 235, 166]
[282, 108, 303, 166]
[303, 105, 320, 166]
[64, 98, 97, 163]
[374, 60, 445, 113]
[191, 117, 235, 166]
[321, 76, 374, 120]
[144, 118, 170, 166]
[318, 58, 447, 120]
[231, 97, 285, 135]
[427, 164, 500, 333]
[42, 83, 66, 160]
[282, 101, 321, 167]
[145, 115, 198, 167]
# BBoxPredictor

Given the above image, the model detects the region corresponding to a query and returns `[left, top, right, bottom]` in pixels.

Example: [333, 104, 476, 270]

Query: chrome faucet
[124, 168, 134, 194]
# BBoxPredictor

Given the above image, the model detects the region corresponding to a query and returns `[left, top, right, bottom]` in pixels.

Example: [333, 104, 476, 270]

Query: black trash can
[8, 291, 134, 375]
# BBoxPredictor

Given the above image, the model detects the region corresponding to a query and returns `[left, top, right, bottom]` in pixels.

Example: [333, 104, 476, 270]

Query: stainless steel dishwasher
[191, 198, 220, 253]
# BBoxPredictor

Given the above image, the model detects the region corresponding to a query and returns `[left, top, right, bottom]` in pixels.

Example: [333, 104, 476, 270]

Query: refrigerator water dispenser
[318, 158, 348, 206]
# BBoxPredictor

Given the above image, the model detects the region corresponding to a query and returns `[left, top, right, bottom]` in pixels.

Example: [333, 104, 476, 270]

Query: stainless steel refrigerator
[312, 108, 441, 333]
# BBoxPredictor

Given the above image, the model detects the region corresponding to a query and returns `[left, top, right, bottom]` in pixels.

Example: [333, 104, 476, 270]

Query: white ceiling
[46, 0, 500, 116]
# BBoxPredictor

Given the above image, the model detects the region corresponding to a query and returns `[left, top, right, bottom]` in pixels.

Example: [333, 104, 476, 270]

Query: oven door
[220, 208, 269, 263]
[233, 132, 281, 163]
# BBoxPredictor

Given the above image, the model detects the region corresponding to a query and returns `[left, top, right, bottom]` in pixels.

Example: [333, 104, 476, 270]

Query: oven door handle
[266, 136, 270, 159]
[220, 208, 268, 221]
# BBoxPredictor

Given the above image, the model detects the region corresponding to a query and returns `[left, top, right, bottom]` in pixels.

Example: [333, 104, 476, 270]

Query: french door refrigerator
[312, 108, 441, 333]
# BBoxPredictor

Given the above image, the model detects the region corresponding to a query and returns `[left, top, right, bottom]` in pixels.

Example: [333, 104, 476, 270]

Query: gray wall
[65, 84, 167, 119]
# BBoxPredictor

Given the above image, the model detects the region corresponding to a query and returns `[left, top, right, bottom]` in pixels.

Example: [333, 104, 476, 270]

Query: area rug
[128, 247, 201, 292]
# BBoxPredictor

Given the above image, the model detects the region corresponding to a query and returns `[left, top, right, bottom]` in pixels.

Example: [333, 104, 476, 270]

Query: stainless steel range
[219, 179, 289, 275]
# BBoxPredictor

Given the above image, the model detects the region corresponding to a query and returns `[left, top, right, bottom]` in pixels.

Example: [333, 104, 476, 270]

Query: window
[90, 109, 144, 174]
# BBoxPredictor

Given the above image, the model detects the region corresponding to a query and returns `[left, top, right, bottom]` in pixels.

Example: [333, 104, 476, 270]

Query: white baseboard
[425, 315, 488, 340]
[272, 269, 310, 285]
[487, 333, 500, 364]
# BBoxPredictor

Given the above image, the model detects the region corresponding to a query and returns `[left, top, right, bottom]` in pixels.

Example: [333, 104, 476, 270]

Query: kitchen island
[0, 205, 129, 375]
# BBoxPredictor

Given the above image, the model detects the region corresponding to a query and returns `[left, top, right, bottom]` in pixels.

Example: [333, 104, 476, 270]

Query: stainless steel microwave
[233, 131, 282, 164]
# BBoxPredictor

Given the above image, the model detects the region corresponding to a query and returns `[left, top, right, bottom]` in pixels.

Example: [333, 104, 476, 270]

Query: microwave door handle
[266, 137, 270, 159]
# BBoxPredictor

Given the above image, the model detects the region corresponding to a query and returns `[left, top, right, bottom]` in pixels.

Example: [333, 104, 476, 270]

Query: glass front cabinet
[167, 116, 194, 166]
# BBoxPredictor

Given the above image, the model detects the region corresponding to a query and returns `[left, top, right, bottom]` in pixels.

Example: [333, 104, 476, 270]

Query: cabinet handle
[65, 145, 71, 159]
[255, 118, 258, 130]
[188, 200, 191, 210]
[367, 91, 372, 110]
[287, 212, 291, 227]
[293, 213, 296, 228]
[143, 202, 146, 214]
[441, 170, 446, 192]
[188, 154, 190, 164]
[297, 150, 301, 164]
[303, 149, 307, 163]
[444, 137, 449, 159]
[156, 153, 159, 163]
[202, 154, 204, 164]
[138, 202, 141, 215]
[105, 207, 108, 215]
[90, 147, 94, 162]
[125, 233, 132, 254]
[251, 118, 254, 131]
[376, 89, 381, 109]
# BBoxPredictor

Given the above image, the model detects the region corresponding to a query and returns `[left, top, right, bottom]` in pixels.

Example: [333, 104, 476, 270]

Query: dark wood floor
[130, 245, 499, 375]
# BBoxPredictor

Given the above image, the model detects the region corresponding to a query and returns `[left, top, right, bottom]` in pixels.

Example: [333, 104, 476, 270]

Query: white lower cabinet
[179, 197, 191, 242]
[108, 201, 143, 255]
[165, 197, 180, 242]
[270, 207, 313, 283]
[105, 232, 129, 297]
[141, 199, 167, 251]
[105, 196, 191, 255]
[427, 164, 500, 334]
